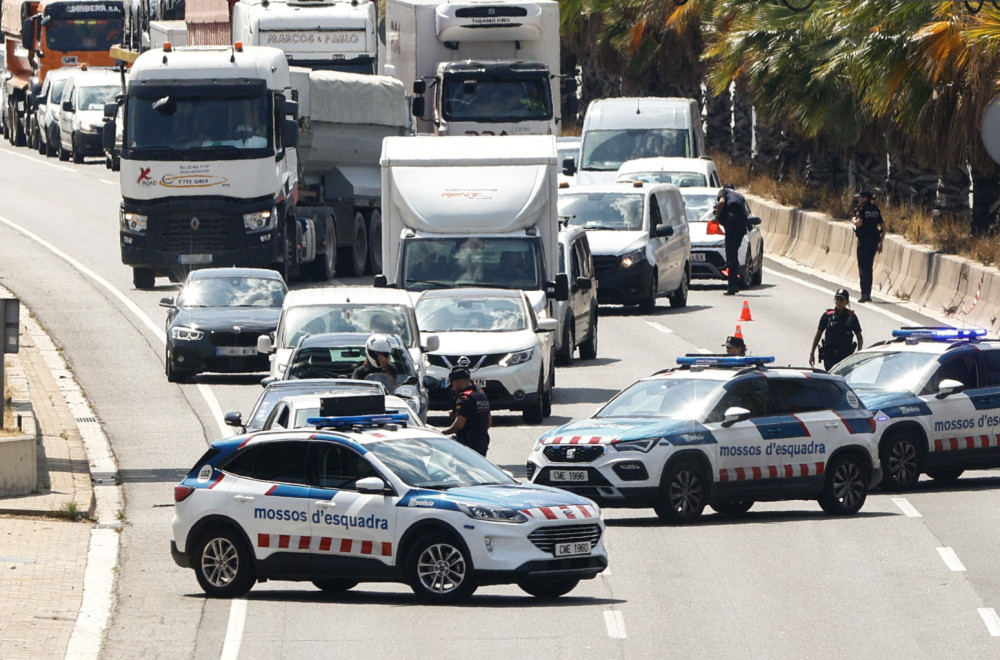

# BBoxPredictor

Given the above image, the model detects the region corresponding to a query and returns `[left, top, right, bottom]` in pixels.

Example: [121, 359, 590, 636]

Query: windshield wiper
[406, 280, 453, 288]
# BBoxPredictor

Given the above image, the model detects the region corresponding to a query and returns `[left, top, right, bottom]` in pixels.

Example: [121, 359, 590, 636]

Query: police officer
[809, 289, 864, 371]
[714, 184, 749, 295]
[852, 189, 886, 303]
[441, 366, 492, 456]
[723, 335, 747, 356]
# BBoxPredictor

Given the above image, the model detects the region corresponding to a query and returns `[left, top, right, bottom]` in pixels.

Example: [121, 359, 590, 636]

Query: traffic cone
[740, 300, 753, 321]
[734, 325, 743, 339]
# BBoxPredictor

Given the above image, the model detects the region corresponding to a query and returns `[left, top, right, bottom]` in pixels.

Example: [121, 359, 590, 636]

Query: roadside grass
[711, 151, 1000, 268]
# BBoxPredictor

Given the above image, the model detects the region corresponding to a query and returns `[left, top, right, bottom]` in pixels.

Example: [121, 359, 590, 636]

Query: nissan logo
[457, 356, 471, 367]
[191, 216, 200, 231]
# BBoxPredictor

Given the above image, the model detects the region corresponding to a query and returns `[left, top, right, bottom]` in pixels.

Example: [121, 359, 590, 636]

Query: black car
[160, 268, 287, 382]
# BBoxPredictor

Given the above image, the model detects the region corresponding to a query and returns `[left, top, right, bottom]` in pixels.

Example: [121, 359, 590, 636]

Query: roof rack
[891, 327, 987, 343]
[307, 413, 410, 430]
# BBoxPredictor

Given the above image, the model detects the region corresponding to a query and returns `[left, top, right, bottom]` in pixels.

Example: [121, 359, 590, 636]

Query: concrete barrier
[0, 431, 37, 497]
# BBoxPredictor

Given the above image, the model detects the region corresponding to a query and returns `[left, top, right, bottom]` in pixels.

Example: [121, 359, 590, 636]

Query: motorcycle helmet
[365, 334, 392, 367]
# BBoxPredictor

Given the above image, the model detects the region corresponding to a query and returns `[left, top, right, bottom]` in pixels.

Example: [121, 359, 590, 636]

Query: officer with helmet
[353, 334, 399, 389]
[441, 365, 492, 456]
[809, 289, 864, 371]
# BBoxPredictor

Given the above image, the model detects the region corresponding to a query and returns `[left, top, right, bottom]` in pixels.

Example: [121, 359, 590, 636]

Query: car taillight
[174, 485, 195, 502]
[868, 418, 876, 432]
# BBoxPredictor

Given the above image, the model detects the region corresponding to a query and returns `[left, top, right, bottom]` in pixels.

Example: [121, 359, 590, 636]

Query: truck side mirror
[563, 96, 579, 118]
[411, 96, 425, 118]
[281, 118, 298, 148]
[103, 121, 116, 151]
[283, 99, 299, 120]
[562, 156, 577, 177]
[104, 102, 118, 119]
[549, 274, 570, 301]
[21, 18, 35, 50]
[413, 80, 426, 95]
[561, 77, 578, 94]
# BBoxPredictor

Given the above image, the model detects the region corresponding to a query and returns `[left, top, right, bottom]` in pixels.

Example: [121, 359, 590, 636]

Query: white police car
[831, 327, 1000, 489]
[527, 356, 880, 523]
[172, 397, 608, 602]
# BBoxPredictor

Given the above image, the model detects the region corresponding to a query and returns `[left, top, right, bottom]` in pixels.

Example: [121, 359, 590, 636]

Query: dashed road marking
[891, 497, 922, 517]
[604, 610, 627, 639]
[2, 145, 75, 173]
[978, 608, 1000, 637]
[937, 547, 967, 572]
[645, 321, 673, 334]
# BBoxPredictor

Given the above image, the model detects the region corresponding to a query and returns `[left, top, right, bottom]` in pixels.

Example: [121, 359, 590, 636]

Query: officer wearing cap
[441, 366, 492, 456]
[809, 289, 864, 371]
[852, 189, 885, 303]
[714, 184, 749, 295]
[723, 335, 747, 356]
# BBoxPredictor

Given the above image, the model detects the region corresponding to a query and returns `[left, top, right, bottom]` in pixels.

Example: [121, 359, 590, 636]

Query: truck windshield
[581, 128, 690, 172]
[402, 237, 543, 291]
[287, 59, 376, 75]
[442, 78, 551, 123]
[125, 92, 271, 157]
[558, 192, 645, 231]
[44, 18, 122, 52]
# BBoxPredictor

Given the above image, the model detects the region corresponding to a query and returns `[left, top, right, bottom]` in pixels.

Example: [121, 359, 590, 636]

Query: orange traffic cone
[734, 325, 743, 339]
[740, 300, 753, 321]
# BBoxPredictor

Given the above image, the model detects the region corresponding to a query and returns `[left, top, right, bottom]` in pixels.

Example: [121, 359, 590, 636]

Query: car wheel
[132, 267, 155, 290]
[36, 129, 45, 154]
[638, 269, 657, 314]
[818, 453, 868, 515]
[71, 133, 83, 164]
[518, 577, 581, 599]
[58, 135, 69, 161]
[555, 315, 574, 366]
[880, 430, 922, 491]
[338, 210, 368, 277]
[523, 372, 545, 424]
[312, 579, 359, 593]
[542, 365, 553, 418]
[579, 310, 598, 360]
[739, 248, 752, 288]
[709, 500, 754, 515]
[653, 459, 707, 524]
[193, 527, 256, 598]
[926, 468, 964, 481]
[46, 129, 57, 157]
[668, 263, 689, 308]
[405, 533, 477, 603]
[751, 243, 764, 285]
[368, 209, 383, 275]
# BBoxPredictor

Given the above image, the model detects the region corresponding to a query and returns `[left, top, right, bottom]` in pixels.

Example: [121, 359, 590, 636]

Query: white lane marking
[891, 497, 922, 518]
[937, 547, 967, 572]
[978, 608, 1000, 637]
[100, 178, 116, 186]
[220, 598, 248, 660]
[65, 529, 118, 660]
[603, 610, 627, 639]
[2, 144, 77, 173]
[646, 321, 673, 334]
[763, 267, 920, 325]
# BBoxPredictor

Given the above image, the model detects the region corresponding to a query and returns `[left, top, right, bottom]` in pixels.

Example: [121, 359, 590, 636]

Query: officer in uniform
[441, 366, 492, 456]
[714, 184, 749, 295]
[809, 289, 864, 371]
[852, 189, 886, 303]
[723, 335, 747, 356]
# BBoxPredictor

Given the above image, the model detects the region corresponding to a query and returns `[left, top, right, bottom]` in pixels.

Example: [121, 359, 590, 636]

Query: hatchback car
[416, 288, 558, 423]
[171, 412, 608, 602]
[527, 355, 880, 523]
[160, 268, 287, 382]
[680, 186, 764, 288]
[831, 326, 1000, 489]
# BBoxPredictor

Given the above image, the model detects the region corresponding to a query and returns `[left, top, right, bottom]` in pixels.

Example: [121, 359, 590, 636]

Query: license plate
[473, 378, 486, 387]
[179, 254, 213, 265]
[554, 541, 591, 557]
[218, 346, 258, 356]
[691, 253, 706, 262]
[550, 469, 587, 482]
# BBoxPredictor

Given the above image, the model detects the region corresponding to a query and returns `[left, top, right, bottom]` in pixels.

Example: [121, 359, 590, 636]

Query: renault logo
[191, 216, 200, 231]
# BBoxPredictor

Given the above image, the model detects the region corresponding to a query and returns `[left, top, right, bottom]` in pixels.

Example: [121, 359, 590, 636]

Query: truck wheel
[132, 267, 155, 290]
[668, 264, 689, 308]
[368, 209, 383, 275]
[579, 311, 598, 360]
[71, 133, 84, 164]
[337, 210, 368, 277]
[304, 211, 337, 281]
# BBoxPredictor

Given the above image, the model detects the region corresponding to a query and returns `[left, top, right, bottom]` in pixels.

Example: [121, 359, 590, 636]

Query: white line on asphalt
[220, 598, 248, 660]
[66, 529, 119, 660]
[2, 144, 77, 173]
[936, 547, 967, 572]
[763, 267, 921, 325]
[978, 608, 1000, 636]
[100, 179, 116, 185]
[646, 321, 673, 334]
[891, 497, 922, 518]
[603, 610, 627, 639]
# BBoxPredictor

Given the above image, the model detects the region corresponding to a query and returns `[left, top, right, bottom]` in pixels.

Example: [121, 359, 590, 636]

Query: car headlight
[170, 326, 204, 341]
[120, 211, 147, 232]
[611, 437, 658, 452]
[620, 249, 646, 269]
[243, 209, 275, 232]
[458, 502, 528, 524]
[500, 348, 534, 367]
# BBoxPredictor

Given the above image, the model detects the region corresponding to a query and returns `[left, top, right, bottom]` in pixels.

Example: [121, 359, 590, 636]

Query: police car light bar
[891, 327, 987, 341]
[307, 413, 410, 429]
[676, 355, 775, 367]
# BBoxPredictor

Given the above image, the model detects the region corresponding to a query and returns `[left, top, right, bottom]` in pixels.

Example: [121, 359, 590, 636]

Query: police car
[172, 396, 608, 602]
[527, 356, 880, 523]
[831, 327, 1000, 489]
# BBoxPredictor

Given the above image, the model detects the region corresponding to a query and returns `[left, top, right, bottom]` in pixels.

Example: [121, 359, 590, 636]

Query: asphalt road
[1, 142, 998, 659]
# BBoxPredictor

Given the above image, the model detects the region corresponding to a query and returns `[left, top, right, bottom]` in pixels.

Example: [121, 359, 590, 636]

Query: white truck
[374, 134, 568, 332]
[384, 0, 569, 136]
[231, 0, 379, 75]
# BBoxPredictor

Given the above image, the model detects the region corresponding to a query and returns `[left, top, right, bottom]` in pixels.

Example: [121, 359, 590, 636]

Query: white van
[572, 97, 706, 185]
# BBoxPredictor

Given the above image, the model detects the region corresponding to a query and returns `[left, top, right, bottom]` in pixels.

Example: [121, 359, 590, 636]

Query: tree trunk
[703, 84, 731, 154]
[934, 165, 971, 220]
[730, 82, 753, 163]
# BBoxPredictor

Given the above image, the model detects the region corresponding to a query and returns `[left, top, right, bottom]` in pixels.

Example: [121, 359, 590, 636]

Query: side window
[814, 380, 849, 410]
[648, 194, 662, 228]
[768, 379, 824, 414]
[923, 355, 979, 394]
[578, 238, 593, 278]
[264, 402, 289, 430]
[312, 444, 377, 490]
[706, 378, 767, 423]
[981, 350, 1000, 386]
[223, 441, 310, 484]
[570, 240, 583, 280]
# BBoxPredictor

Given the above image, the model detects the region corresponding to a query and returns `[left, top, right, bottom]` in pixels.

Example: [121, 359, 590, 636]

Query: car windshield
[279, 305, 415, 348]
[369, 435, 515, 489]
[558, 192, 645, 231]
[178, 277, 285, 308]
[831, 350, 936, 392]
[681, 193, 718, 222]
[581, 128, 690, 171]
[417, 295, 527, 333]
[617, 171, 707, 187]
[77, 85, 119, 111]
[597, 377, 722, 420]
[402, 237, 542, 291]
[249, 382, 383, 429]
[441, 77, 551, 122]
[286, 345, 414, 380]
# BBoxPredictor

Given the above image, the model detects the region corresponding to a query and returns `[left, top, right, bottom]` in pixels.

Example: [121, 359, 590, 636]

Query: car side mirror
[356, 476, 391, 495]
[721, 406, 751, 427]
[936, 378, 965, 398]
[62, 99, 73, 112]
[748, 215, 761, 226]
[223, 411, 243, 427]
[536, 318, 559, 333]
[260, 375, 277, 387]
[562, 156, 577, 177]
[653, 224, 674, 238]
[158, 296, 175, 308]
[423, 374, 440, 389]
[257, 335, 274, 354]
[373, 274, 389, 288]
[421, 334, 440, 352]
[576, 276, 592, 291]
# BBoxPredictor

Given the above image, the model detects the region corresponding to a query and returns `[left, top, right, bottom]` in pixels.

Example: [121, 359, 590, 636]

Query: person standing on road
[809, 289, 864, 371]
[441, 366, 492, 456]
[723, 335, 747, 356]
[852, 189, 885, 303]
[714, 185, 749, 296]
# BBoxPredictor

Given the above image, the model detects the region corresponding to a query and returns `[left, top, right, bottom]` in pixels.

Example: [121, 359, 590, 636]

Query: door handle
[233, 495, 254, 503]
[824, 423, 839, 429]
[315, 500, 337, 509]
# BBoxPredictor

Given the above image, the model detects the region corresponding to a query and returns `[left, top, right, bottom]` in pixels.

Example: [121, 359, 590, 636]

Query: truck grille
[455, 6, 528, 18]
[528, 524, 602, 554]
[593, 255, 620, 278]
[209, 331, 261, 347]
[161, 216, 229, 253]
[543, 445, 604, 463]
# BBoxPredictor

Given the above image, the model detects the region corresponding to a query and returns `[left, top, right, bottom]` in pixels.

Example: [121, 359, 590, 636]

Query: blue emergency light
[891, 327, 986, 341]
[307, 413, 410, 429]
[676, 355, 775, 367]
